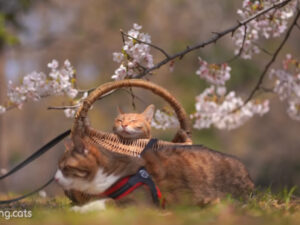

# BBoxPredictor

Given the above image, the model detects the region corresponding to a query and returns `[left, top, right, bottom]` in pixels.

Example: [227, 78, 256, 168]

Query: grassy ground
[0, 189, 299, 225]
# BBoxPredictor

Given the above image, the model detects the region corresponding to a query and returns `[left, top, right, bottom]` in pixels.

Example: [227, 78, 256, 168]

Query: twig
[243, 8, 300, 105]
[260, 86, 275, 93]
[228, 25, 248, 62]
[77, 88, 95, 93]
[120, 29, 126, 45]
[128, 87, 136, 110]
[120, 30, 171, 59]
[134, 0, 292, 78]
[47, 89, 118, 111]
[253, 42, 274, 56]
[47, 104, 80, 110]
[121, 89, 148, 106]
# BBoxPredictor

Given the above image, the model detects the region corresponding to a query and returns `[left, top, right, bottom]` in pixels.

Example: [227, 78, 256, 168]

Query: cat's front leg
[71, 198, 113, 213]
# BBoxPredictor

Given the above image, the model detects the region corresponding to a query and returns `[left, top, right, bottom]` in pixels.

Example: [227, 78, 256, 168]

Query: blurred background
[0, 0, 299, 196]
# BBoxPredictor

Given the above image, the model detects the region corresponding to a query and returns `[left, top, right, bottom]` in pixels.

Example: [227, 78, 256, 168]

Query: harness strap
[0, 129, 71, 180]
[103, 167, 164, 207]
[103, 138, 163, 207]
[140, 138, 158, 157]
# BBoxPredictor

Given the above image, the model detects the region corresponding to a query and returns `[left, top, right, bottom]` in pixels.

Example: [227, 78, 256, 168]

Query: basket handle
[72, 79, 191, 142]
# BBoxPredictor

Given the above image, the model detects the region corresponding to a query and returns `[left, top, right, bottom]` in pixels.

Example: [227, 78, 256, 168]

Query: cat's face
[113, 104, 155, 139]
[54, 138, 120, 194]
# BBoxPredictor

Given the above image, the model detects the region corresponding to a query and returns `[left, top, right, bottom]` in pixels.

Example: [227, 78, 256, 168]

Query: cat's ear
[64, 139, 74, 152]
[72, 135, 85, 154]
[142, 104, 155, 122]
[117, 106, 124, 115]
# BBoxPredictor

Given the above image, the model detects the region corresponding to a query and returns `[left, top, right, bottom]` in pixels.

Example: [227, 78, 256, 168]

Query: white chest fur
[55, 168, 120, 194]
[71, 199, 109, 213]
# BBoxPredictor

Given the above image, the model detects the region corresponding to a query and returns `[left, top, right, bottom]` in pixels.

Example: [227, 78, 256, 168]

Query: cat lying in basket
[54, 105, 254, 212]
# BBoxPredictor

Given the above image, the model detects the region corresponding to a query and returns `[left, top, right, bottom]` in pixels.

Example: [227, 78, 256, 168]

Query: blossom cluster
[233, 0, 296, 59]
[0, 60, 78, 115]
[196, 57, 231, 86]
[112, 23, 154, 80]
[191, 86, 270, 130]
[193, 57, 269, 130]
[151, 109, 179, 130]
[270, 54, 300, 120]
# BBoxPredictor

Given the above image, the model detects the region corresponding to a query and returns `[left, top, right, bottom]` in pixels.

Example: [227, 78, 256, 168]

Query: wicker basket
[71, 79, 192, 156]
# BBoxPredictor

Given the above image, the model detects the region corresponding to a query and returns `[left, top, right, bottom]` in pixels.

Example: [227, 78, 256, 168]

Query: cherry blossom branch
[1, 93, 54, 112]
[47, 105, 80, 110]
[46, 88, 140, 111]
[133, 0, 292, 78]
[120, 30, 170, 59]
[9, 0, 290, 114]
[228, 25, 248, 62]
[244, 7, 300, 105]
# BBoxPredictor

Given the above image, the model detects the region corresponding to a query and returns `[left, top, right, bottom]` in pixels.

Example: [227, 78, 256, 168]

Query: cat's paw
[71, 199, 108, 213]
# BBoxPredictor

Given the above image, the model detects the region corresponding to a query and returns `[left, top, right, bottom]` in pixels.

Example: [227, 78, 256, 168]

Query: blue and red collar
[102, 167, 165, 208]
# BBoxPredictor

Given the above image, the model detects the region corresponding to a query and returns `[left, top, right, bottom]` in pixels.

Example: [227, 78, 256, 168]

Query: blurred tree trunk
[0, 52, 7, 176]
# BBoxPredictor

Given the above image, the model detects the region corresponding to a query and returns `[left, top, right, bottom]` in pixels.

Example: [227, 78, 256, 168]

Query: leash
[0, 130, 70, 205]
[0, 129, 70, 180]
[0, 138, 161, 206]
[0, 176, 54, 205]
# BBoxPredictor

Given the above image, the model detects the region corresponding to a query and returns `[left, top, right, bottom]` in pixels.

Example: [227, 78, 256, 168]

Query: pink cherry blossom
[196, 57, 231, 86]
[5, 59, 78, 112]
[151, 110, 179, 130]
[191, 86, 269, 130]
[270, 54, 300, 120]
[233, 0, 297, 59]
[112, 23, 154, 80]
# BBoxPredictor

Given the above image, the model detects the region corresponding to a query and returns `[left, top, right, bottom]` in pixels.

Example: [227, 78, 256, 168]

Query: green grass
[0, 189, 299, 225]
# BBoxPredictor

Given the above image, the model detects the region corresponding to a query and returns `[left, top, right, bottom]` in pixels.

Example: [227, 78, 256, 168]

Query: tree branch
[243, 7, 300, 105]
[1, 0, 294, 114]
[47, 104, 80, 110]
[134, 0, 292, 78]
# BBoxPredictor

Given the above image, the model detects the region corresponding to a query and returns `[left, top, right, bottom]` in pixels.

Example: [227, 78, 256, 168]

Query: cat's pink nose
[122, 124, 128, 128]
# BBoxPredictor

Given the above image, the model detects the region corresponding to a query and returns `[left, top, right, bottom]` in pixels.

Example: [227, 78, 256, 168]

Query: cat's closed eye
[74, 169, 89, 178]
[64, 166, 89, 178]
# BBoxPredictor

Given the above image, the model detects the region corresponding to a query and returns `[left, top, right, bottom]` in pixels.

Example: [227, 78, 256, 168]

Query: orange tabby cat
[113, 104, 192, 144]
[113, 105, 154, 139]
[55, 136, 254, 210]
